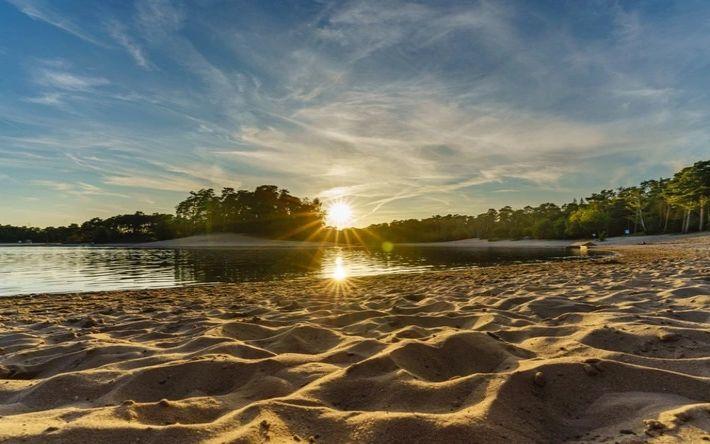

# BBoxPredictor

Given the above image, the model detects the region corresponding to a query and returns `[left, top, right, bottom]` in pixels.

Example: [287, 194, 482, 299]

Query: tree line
[1, 185, 324, 244]
[1, 160, 707, 244]
[0, 212, 176, 244]
[345, 160, 709, 243]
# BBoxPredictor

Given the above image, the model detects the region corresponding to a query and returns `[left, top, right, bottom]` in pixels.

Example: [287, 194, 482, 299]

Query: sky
[1, 0, 709, 228]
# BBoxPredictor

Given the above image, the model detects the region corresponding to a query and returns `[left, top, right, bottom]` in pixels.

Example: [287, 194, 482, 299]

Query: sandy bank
[406, 231, 710, 249]
[139, 232, 709, 250]
[0, 238, 707, 443]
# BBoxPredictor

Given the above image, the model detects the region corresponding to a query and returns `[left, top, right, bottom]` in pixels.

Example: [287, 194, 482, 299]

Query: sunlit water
[0, 245, 595, 296]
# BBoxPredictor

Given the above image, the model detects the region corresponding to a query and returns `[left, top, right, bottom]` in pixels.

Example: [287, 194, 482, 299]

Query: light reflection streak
[332, 255, 348, 282]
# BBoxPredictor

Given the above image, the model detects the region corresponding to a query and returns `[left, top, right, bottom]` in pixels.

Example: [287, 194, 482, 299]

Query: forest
[349, 161, 710, 242]
[1, 160, 707, 244]
[348, 160, 709, 243]
[0, 186, 324, 244]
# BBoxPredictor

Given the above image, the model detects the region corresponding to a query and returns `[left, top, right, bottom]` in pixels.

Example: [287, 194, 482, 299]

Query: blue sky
[1, 0, 708, 227]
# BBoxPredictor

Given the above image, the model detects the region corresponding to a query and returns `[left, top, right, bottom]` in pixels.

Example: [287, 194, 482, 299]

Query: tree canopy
[1, 186, 324, 244]
[173, 185, 324, 239]
[344, 160, 710, 243]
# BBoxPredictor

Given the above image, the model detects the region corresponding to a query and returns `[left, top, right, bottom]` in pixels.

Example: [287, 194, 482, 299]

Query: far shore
[2, 231, 707, 249]
[404, 231, 710, 248]
[132, 231, 710, 249]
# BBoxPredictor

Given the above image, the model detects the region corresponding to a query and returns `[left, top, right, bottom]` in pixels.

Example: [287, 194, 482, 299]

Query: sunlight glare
[332, 255, 348, 281]
[326, 202, 353, 229]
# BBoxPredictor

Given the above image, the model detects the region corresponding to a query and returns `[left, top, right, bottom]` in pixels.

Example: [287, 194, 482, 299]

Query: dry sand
[0, 237, 707, 443]
[406, 232, 710, 249]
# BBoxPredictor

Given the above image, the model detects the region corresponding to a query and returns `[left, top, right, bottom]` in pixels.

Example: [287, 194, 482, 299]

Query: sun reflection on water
[324, 253, 357, 297]
[0, 246, 597, 297]
[331, 255, 348, 281]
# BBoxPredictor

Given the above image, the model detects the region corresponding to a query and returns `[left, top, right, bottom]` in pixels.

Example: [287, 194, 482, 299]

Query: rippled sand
[0, 238, 708, 443]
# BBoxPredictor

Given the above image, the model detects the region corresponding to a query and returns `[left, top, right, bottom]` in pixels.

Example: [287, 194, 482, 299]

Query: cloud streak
[106, 21, 154, 70]
[32, 180, 129, 198]
[35, 68, 109, 92]
[6, 0, 106, 46]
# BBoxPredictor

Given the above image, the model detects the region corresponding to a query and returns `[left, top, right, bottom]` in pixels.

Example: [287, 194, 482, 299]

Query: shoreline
[3, 231, 706, 250]
[0, 251, 616, 301]
[0, 239, 707, 442]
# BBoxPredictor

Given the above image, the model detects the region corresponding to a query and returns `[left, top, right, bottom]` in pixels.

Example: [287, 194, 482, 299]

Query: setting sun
[326, 202, 353, 229]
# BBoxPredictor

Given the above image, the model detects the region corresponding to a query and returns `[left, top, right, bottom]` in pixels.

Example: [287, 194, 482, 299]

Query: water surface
[0, 245, 594, 296]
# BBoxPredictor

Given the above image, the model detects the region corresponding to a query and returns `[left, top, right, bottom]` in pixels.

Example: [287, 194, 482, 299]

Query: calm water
[0, 245, 593, 296]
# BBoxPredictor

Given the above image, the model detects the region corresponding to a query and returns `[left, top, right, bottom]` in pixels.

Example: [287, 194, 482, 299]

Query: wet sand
[0, 237, 707, 443]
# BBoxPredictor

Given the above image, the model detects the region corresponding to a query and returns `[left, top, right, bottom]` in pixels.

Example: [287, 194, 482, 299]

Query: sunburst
[325, 201, 353, 229]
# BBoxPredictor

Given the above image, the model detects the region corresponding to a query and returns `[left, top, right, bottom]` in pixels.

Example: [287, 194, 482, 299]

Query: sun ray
[274, 219, 323, 241]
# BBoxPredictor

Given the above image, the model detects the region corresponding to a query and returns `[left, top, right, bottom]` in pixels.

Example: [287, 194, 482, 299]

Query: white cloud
[104, 175, 207, 193]
[223, 85, 648, 200]
[32, 180, 73, 192]
[135, 0, 185, 36]
[24, 93, 63, 106]
[106, 21, 154, 70]
[35, 69, 109, 92]
[31, 180, 129, 198]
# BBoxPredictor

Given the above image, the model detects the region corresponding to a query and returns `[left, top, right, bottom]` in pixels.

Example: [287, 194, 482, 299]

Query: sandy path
[0, 239, 707, 443]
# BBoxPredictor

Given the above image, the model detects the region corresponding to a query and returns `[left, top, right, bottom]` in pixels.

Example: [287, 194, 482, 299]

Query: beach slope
[0, 237, 707, 442]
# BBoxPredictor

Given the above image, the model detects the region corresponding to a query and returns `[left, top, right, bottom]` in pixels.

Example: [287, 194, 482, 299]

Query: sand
[0, 237, 707, 443]
[406, 232, 710, 249]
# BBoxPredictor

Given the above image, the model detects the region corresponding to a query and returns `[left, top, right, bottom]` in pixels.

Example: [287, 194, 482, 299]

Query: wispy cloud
[34, 67, 109, 92]
[9, 0, 156, 70]
[106, 21, 154, 70]
[31, 180, 128, 198]
[6, 0, 106, 46]
[135, 0, 185, 37]
[24, 93, 64, 106]
[103, 175, 209, 193]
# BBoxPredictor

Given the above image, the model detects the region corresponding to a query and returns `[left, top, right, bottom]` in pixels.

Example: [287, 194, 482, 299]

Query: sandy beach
[0, 237, 707, 443]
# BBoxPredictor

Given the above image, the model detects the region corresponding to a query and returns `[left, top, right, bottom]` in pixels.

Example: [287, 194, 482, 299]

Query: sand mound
[579, 325, 710, 358]
[0, 238, 707, 442]
[486, 360, 710, 442]
[249, 324, 345, 355]
[388, 331, 532, 381]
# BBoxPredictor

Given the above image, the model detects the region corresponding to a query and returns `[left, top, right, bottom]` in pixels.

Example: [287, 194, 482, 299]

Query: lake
[0, 245, 595, 296]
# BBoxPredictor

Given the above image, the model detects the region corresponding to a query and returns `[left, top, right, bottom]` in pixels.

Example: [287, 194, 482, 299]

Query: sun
[326, 202, 353, 229]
